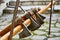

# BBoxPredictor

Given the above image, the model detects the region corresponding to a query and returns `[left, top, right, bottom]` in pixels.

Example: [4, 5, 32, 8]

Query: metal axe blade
[18, 19, 31, 38]
[32, 8, 46, 20]
[24, 13, 40, 31]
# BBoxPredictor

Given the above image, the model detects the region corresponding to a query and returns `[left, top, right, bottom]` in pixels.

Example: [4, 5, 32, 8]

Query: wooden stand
[0, 1, 55, 40]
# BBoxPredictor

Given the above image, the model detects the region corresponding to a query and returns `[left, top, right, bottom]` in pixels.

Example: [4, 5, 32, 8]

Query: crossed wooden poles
[0, 1, 55, 40]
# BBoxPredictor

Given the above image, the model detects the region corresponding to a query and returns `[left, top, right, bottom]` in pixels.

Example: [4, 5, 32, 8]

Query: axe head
[19, 26, 31, 38]
[28, 17, 40, 31]
[29, 11, 44, 25]
[17, 19, 31, 38]
[35, 13, 44, 25]
[38, 13, 46, 20]
[32, 8, 46, 20]
[23, 13, 40, 31]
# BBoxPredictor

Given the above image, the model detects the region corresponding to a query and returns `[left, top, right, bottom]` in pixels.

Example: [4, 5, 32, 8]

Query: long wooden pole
[9, 0, 20, 40]
[0, 1, 55, 40]
[48, 0, 53, 35]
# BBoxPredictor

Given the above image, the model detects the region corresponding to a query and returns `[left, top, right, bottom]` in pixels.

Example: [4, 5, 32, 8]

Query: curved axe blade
[18, 19, 31, 38]
[19, 23, 31, 38]
[24, 13, 40, 31]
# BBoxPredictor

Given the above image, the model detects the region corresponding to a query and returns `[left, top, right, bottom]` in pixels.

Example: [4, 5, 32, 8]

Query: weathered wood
[0, 0, 4, 4]
[38, 1, 55, 14]
[0, 1, 55, 40]
[0, 18, 19, 37]
[0, 19, 31, 40]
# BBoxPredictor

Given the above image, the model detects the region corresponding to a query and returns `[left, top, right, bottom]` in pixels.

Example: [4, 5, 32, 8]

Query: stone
[43, 23, 49, 27]
[51, 21, 56, 24]
[48, 38, 55, 40]
[0, 13, 23, 30]
[51, 28, 60, 31]
[31, 36, 47, 40]
[46, 28, 60, 33]
[34, 30, 47, 35]
[57, 18, 60, 23]
[0, 18, 6, 23]
[43, 23, 54, 28]
[47, 34, 54, 38]
[46, 20, 56, 24]
[0, 12, 2, 16]
[55, 37, 60, 40]
[0, 26, 5, 30]
[0, 3, 6, 16]
[23, 36, 32, 39]
[56, 23, 60, 28]
[48, 37, 60, 40]
[51, 17, 57, 21]
[13, 35, 19, 39]
[0, 21, 9, 26]
[39, 25, 46, 30]
[3, 7, 22, 14]
[50, 24, 55, 28]
[51, 33, 60, 37]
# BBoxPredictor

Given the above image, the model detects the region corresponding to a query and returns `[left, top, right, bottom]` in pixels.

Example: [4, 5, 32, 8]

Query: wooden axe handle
[0, 1, 55, 40]
[0, 19, 31, 40]
[0, 18, 19, 37]
[38, 1, 55, 14]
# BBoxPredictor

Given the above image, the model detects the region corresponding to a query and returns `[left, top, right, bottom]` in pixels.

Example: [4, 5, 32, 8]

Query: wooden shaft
[38, 1, 55, 14]
[0, 19, 31, 40]
[0, 18, 19, 37]
[0, 17, 18, 37]
[0, 1, 55, 40]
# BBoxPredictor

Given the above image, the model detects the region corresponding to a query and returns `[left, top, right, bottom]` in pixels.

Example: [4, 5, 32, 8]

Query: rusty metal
[18, 19, 31, 38]
[33, 12, 44, 25]
[32, 8, 46, 20]
[25, 12, 40, 31]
